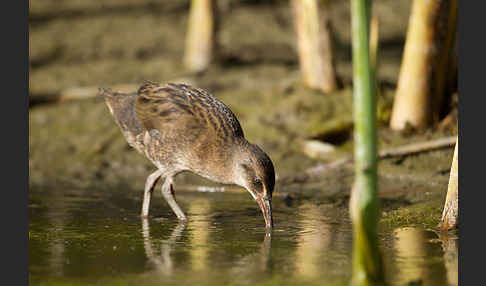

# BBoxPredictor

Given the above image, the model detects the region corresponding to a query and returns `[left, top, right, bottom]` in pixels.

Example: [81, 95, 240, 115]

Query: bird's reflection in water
[230, 229, 272, 278]
[142, 219, 186, 276]
[141, 197, 273, 281]
[259, 230, 272, 272]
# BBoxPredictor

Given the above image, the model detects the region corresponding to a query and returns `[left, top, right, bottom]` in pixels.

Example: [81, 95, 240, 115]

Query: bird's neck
[227, 140, 254, 187]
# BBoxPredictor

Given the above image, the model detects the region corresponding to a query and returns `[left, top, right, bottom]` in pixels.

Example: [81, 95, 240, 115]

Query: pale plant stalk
[292, 0, 337, 93]
[439, 137, 458, 230]
[390, 0, 457, 130]
[184, 0, 216, 73]
[390, 0, 438, 130]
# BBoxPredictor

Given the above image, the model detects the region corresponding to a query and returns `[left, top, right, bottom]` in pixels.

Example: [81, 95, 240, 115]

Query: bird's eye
[254, 178, 262, 185]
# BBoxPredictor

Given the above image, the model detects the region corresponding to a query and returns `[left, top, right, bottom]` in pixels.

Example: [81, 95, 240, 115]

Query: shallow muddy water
[29, 186, 457, 286]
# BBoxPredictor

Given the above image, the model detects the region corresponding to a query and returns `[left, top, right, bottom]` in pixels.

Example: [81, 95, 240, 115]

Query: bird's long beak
[257, 195, 273, 229]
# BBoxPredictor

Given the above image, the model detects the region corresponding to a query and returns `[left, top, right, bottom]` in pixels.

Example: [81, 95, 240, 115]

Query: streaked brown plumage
[100, 81, 275, 228]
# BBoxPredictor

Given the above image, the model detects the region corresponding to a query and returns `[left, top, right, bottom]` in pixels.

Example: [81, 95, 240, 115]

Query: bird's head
[234, 142, 275, 229]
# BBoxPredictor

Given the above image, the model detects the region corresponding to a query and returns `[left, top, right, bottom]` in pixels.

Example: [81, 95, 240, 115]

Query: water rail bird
[99, 81, 275, 228]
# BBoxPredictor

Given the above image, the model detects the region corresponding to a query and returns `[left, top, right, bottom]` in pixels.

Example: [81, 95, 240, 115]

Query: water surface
[29, 186, 457, 286]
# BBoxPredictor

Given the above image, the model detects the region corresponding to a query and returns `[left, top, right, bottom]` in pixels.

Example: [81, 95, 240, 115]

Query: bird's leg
[161, 177, 187, 221]
[142, 170, 163, 218]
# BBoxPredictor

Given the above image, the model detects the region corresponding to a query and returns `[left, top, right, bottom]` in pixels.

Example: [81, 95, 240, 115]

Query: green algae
[381, 200, 443, 229]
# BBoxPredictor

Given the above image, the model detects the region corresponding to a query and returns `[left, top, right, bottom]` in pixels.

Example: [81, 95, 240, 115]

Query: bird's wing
[134, 81, 244, 142]
[134, 81, 200, 135]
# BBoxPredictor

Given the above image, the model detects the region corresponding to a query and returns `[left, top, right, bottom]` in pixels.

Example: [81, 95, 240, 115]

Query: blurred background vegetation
[29, 0, 457, 225]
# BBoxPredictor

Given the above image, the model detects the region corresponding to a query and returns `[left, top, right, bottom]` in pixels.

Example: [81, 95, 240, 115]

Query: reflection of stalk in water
[294, 203, 332, 279]
[188, 199, 211, 272]
[142, 219, 186, 276]
[394, 227, 427, 283]
[437, 231, 458, 286]
[393, 227, 449, 285]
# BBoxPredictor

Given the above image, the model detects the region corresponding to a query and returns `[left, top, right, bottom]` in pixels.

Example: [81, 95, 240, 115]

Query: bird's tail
[98, 87, 117, 98]
[98, 87, 138, 98]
